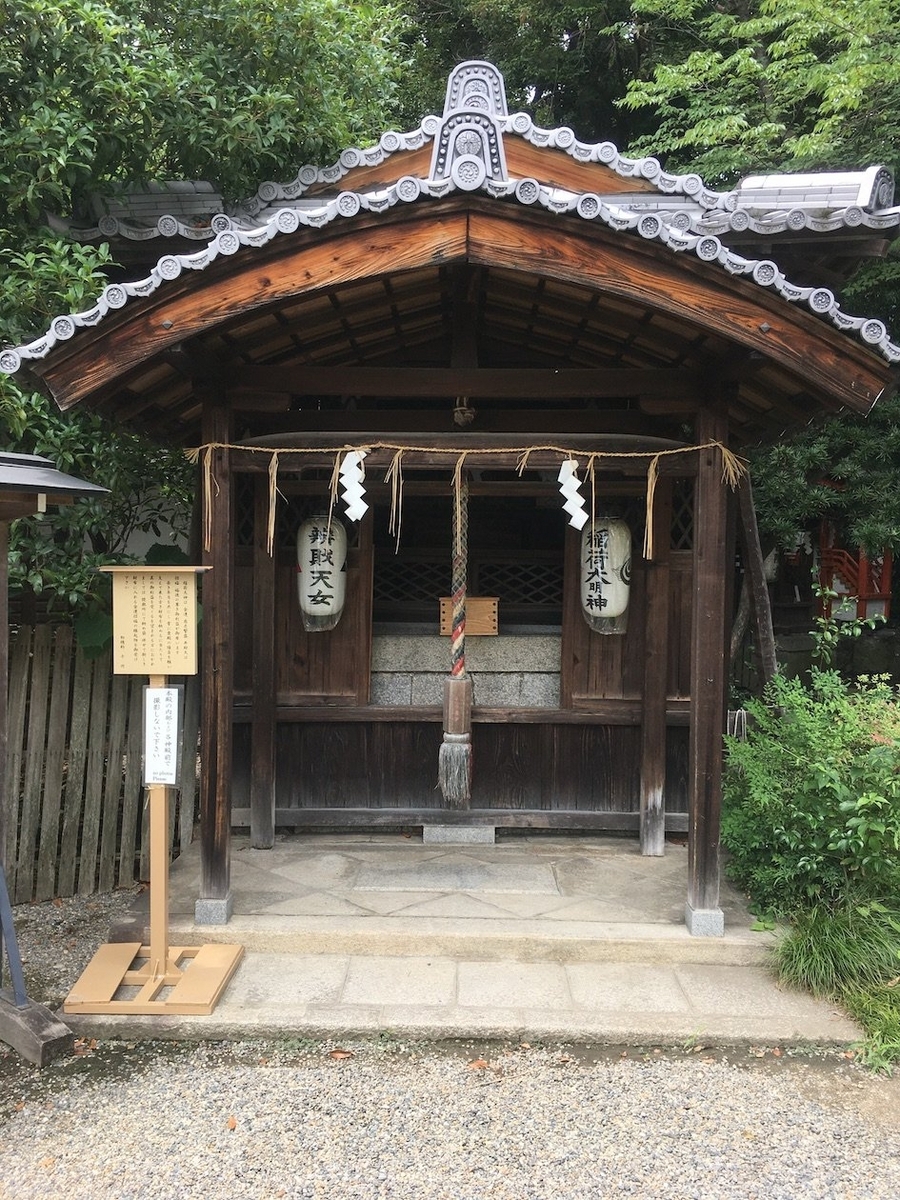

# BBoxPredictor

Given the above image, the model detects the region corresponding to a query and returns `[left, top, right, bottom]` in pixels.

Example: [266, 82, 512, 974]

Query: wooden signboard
[440, 596, 499, 636]
[65, 565, 242, 1017]
[104, 567, 200, 676]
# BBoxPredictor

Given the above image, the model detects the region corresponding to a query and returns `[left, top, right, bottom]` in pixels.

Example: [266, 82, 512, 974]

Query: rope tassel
[439, 465, 473, 807]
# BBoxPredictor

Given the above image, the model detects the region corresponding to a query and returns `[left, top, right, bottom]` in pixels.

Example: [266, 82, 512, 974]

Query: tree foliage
[621, 0, 900, 181]
[749, 395, 900, 556]
[0, 0, 406, 612]
[616, 0, 900, 554]
[400, 1, 656, 145]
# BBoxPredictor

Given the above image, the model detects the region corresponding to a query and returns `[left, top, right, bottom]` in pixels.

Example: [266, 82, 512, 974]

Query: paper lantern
[296, 516, 348, 631]
[580, 519, 631, 633]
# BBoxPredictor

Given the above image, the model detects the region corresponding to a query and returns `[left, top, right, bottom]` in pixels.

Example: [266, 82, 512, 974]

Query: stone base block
[422, 825, 496, 845]
[685, 903, 725, 937]
[0, 994, 73, 1067]
[195, 891, 234, 926]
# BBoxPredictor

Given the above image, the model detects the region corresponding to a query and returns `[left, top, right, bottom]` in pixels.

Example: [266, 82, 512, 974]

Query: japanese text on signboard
[110, 570, 198, 675]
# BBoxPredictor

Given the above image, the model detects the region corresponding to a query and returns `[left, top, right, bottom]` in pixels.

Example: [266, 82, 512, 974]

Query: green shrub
[722, 669, 900, 915]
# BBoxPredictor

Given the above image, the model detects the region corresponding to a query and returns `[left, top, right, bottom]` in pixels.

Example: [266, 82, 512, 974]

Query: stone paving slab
[62, 951, 862, 1048]
[90, 833, 859, 1050]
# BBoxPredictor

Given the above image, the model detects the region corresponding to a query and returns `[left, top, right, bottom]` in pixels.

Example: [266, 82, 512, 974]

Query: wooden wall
[229, 487, 694, 827]
[231, 719, 689, 820]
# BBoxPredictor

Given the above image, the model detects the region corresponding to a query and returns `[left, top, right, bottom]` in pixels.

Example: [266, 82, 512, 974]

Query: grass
[773, 901, 900, 1072]
[774, 902, 900, 996]
[842, 985, 900, 1073]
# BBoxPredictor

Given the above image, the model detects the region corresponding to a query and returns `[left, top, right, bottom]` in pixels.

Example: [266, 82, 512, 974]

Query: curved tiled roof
[5, 170, 898, 377]
[4, 60, 899, 375]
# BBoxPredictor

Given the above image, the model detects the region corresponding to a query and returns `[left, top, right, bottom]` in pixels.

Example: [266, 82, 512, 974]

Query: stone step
[112, 910, 774, 967]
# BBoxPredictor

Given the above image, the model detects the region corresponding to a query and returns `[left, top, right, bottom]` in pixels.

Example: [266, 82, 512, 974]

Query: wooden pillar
[640, 477, 672, 856]
[198, 396, 234, 920]
[686, 406, 730, 934]
[250, 473, 276, 848]
[0, 522, 8, 877]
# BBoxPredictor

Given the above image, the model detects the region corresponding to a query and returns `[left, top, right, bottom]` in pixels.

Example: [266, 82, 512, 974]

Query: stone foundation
[370, 631, 561, 707]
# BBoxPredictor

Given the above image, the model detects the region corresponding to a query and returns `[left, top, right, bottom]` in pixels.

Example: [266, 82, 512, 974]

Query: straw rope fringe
[186, 440, 746, 554]
[385, 450, 405, 552]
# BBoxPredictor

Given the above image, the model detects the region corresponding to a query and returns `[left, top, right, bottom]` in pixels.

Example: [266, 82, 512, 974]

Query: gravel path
[2, 890, 900, 1200]
[1, 1040, 900, 1200]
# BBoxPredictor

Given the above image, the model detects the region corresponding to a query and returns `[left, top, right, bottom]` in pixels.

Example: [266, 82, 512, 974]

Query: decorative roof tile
[4, 61, 899, 375]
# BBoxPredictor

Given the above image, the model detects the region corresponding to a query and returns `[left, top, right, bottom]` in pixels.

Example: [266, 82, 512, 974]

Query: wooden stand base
[64, 942, 244, 1016]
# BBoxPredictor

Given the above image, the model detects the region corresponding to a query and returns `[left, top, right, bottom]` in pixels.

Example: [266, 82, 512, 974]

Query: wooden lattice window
[372, 495, 565, 626]
[671, 479, 694, 551]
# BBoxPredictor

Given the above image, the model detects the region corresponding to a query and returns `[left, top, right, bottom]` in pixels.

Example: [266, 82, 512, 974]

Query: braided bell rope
[450, 463, 468, 679]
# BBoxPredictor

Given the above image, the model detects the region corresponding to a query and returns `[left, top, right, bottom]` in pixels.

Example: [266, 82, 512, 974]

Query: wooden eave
[20, 196, 894, 447]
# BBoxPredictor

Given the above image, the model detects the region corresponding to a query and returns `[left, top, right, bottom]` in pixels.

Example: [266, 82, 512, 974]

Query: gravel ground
[2, 890, 900, 1200]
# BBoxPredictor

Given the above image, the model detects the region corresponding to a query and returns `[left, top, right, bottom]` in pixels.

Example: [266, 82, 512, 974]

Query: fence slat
[97, 673, 129, 893]
[4, 626, 32, 889]
[77, 652, 113, 895]
[15, 626, 52, 903]
[57, 644, 96, 898]
[7, 624, 187, 902]
[118, 678, 145, 889]
[35, 626, 74, 901]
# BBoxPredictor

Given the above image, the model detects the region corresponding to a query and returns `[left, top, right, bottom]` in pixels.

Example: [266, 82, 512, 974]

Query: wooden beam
[229, 700, 692, 725]
[199, 394, 234, 910]
[250, 475, 276, 848]
[466, 209, 889, 412]
[230, 365, 703, 399]
[39, 211, 471, 406]
[235, 408, 658, 436]
[230, 806, 690, 833]
[687, 406, 730, 930]
[640, 477, 673, 856]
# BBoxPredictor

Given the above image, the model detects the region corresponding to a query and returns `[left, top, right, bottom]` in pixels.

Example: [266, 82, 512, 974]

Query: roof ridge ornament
[444, 61, 509, 118]
[429, 61, 509, 189]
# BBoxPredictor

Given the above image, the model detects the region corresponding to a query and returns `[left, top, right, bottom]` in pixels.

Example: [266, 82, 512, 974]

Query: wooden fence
[3, 625, 199, 904]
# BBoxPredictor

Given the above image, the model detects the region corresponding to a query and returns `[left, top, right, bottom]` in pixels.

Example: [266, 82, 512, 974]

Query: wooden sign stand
[64, 569, 243, 1017]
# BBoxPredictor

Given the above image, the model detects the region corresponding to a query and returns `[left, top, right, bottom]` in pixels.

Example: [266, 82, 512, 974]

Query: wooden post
[737, 476, 778, 690]
[686, 406, 729, 934]
[147, 674, 170, 977]
[640, 477, 672, 856]
[199, 395, 234, 920]
[0, 522, 8, 878]
[250, 473, 276, 848]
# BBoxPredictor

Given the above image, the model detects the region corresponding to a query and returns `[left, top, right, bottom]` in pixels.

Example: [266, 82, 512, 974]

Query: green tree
[621, 0, 900, 180]
[0, 0, 406, 612]
[748, 395, 900, 556]
[400, 1, 656, 145]
[616, 0, 900, 553]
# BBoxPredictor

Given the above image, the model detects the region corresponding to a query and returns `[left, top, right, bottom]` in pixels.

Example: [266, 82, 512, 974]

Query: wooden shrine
[3, 62, 898, 934]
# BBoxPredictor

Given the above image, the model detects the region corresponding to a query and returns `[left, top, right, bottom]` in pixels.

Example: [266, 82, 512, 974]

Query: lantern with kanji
[580, 518, 631, 633]
[297, 516, 348, 631]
